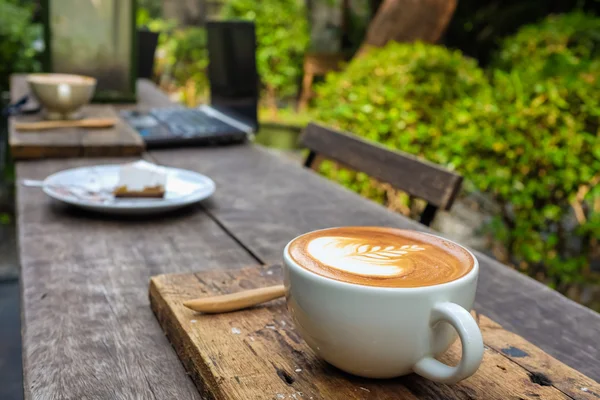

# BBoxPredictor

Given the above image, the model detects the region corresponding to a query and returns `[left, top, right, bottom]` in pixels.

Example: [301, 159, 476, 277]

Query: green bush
[313, 40, 600, 289]
[314, 41, 491, 166]
[444, 1, 600, 65]
[494, 12, 600, 74]
[220, 0, 310, 106]
[0, 0, 41, 93]
[456, 64, 600, 288]
[474, 12, 600, 287]
[313, 41, 492, 216]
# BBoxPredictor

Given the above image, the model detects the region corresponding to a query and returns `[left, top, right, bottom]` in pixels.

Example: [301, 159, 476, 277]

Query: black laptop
[122, 21, 259, 148]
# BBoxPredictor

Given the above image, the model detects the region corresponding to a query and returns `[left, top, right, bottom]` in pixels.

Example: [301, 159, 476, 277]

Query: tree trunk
[357, 0, 457, 54]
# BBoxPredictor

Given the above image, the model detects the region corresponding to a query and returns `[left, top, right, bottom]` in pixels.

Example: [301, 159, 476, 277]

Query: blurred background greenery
[1, 0, 600, 309]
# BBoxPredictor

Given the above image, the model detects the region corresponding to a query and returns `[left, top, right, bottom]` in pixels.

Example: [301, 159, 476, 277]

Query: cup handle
[57, 83, 71, 105]
[413, 302, 484, 384]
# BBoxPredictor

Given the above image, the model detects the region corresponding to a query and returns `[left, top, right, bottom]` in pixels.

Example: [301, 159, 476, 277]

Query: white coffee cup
[283, 230, 483, 384]
[27, 73, 96, 120]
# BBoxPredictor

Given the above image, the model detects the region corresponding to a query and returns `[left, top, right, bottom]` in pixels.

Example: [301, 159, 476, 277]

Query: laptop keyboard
[150, 108, 237, 137]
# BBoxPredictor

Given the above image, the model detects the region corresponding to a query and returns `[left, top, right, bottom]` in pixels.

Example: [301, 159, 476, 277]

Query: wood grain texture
[480, 317, 600, 400]
[9, 74, 144, 160]
[16, 158, 258, 399]
[300, 123, 462, 210]
[150, 144, 600, 381]
[150, 265, 599, 400]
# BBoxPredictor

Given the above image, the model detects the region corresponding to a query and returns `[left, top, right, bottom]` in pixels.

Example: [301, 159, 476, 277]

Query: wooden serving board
[150, 265, 599, 400]
[9, 75, 144, 160]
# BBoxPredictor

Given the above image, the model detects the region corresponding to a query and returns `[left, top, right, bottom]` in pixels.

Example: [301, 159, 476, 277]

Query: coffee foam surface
[28, 74, 95, 85]
[288, 227, 474, 288]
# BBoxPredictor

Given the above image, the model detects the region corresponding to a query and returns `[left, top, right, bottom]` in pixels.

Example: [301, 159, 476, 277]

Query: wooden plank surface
[16, 158, 258, 400]
[149, 145, 600, 381]
[9, 75, 144, 160]
[150, 265, 600, 400]
[300, 123, 463, 209]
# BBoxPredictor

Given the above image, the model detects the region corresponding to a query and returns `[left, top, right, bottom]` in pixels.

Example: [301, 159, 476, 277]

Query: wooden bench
[300, 122, 463, 226]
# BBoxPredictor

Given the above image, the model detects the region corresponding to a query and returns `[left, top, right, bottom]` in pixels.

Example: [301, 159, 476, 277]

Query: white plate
[42, 164, 215, 215]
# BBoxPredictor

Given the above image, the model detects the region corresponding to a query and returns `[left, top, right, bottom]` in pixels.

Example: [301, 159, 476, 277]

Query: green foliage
[314, 42, 491, 166]
[445, 0, 600, 65]
[220, 0, 310, 101]
[137, 6, 209, 105]
[313, 37, 600, 288]
[137, 0, 310, 105]
[313, 41, 491, 218]
[137, 7, 177, 32]
[484, 13, 600, 286]
[137, 0, 163, 20]
[156, 26, 209, 105]
[495, 12, 600, 73]
[455, 63, 600, 286]
[0, 0, 41, 92]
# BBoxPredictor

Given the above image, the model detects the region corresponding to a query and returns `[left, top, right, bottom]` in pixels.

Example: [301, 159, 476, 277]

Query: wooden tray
[9, 105, 144, 160]
[150, 265, 599, 400]
[9, 75, 144, 160]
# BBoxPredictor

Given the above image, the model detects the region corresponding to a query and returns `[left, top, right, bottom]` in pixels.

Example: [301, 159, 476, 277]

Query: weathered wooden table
[14, 80, 600, 399]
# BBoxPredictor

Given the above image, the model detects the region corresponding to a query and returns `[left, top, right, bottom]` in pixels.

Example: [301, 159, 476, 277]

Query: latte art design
[288, 227, 475, 288]
[307, 237, 425, 277]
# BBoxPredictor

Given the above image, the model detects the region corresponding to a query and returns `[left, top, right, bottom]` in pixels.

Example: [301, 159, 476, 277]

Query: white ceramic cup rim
[27, 73, 96, 86]
[283, 227, 479, 293]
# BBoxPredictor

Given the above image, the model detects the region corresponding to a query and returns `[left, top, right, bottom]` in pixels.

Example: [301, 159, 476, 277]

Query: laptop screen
[206, 21, 259, 129]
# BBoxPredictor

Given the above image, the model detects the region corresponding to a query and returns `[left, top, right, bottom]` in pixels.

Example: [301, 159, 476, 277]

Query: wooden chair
[300, 123, 463, 226]
[298, 53, 346, 112]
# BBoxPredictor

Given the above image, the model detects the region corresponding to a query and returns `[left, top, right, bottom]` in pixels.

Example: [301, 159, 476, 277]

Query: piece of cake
[113, 160, 167, 198]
